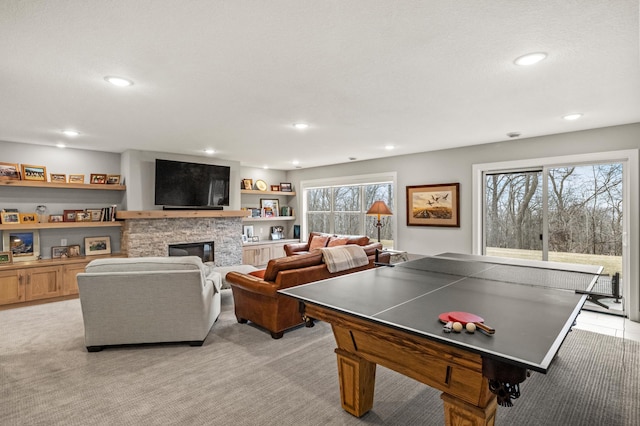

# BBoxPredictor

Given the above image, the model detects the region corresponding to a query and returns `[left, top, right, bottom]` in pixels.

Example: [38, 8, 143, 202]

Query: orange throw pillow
[327, 236, 349, 247]
[308, 235, 330, 250]
[248, 269, 266, 279]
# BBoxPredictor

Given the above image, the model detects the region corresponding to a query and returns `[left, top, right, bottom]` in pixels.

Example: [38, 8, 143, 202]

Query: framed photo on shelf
[86, 209, 102, 222]
[243, 225, 254, 238]
[106, 174, 121, 184]
[280, 182, 292, 192]
[19, 213, 37, 224]
[0, 251, 12, 265]
[260, 199, 279, 217]
[3, 230, 40, 262]
[0, 162, 21, 180]
[21, 164, 47, 181]
[67, 244, 81, 257]
[51, 246, 69, 259]
[68, 174, 85, 184]
[75, 212, 92, 222]
[406, 182, 460, 227]
[84, 236, 111, 256]
[242, 179, 253, 190]
[50, 173, 67, 183]
[48, 214, 64, 223]
[63, 209, 83, 222]
[270, 185, 280, 191]
[90, 174, 107, 184]
[0, 212, 20, 224]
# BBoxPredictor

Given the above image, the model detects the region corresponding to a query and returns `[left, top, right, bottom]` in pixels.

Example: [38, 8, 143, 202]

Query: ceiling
[1, 1, 638, 170]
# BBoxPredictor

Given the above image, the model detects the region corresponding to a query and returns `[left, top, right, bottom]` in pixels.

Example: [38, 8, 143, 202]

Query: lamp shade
[366, 201, 392, 216]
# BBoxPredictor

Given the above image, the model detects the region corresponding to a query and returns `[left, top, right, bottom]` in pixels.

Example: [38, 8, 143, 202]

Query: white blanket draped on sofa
[320, 245, 369, 273]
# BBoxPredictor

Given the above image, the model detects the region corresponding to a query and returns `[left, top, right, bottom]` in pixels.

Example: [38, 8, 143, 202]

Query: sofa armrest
[284, 242, 310, 256]
[226, 271, 279, 298]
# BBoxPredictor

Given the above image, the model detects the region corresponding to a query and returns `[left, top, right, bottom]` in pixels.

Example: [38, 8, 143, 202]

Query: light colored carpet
[1, 291, 638, 425]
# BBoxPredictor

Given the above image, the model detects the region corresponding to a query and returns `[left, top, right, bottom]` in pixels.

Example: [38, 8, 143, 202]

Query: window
[302, 173, 396, 248]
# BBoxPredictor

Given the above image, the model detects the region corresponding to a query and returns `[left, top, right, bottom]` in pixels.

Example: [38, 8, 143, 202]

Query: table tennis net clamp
[483, 357, 530, 407]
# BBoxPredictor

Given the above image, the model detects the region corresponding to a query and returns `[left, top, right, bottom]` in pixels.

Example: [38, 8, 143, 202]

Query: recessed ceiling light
[263, 165, 269, 169]
[563, 113, 583, 121]
[204, 148, 215, 154]
[292, 123, 309, 130]
[56, 142, 66, 148]
[384, 145, 394, 150]
[62, 129, 79, 137]
[292, 160, 300, 165]
[514, 52, 547, 66]
[104, 76, 134, 87]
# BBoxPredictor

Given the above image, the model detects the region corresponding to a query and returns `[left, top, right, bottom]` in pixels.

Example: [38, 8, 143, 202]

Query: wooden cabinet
[25, 265, 62, 301]
[62, 263, 87, 295]
[242, 240, 296, 267]
[0, 269, 25, 305]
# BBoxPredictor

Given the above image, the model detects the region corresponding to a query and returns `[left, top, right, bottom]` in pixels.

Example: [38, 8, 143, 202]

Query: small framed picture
[86, 209, 103, 222]
[49, 173, 67, 183]
[19, 213, 37, 224]
[0, 212, 20, 224]
[0, 162, 21, 180]
[68, 174, 85, 184]
[85, 236, 111, 256]
[270, 185, 280, 191]
[21, 164, 47, 181]
[106, 174, 121, 184]
[67, 244, 81, 257]
[48, 214, 64, 223]
[0, 251, 12, 264]
[260, 199, 279, 217]
[90, 174, 107, 184]
[63, 210, 82, 222]
[242, 178, 253, 190]
[251, 236, 259, 242]
[3, 230, 40, 262]
[75, 212, 92, 222]
[51, 246, 69, 259]
[280, 182, 292, 192]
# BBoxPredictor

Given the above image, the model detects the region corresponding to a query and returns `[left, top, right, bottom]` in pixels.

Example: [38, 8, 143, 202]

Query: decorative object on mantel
[255, 179, 268, 191]
[366, 200, 393, 243]
[406, 183, 460, 227]
[21, 164, 47, 181]
[0, 162, 21, 180]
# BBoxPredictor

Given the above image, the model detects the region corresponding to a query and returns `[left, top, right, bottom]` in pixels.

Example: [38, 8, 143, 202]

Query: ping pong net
[394, 254, 601, 293]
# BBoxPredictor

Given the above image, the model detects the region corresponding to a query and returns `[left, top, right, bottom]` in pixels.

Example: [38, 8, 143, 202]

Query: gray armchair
[77, 256, 221, 352]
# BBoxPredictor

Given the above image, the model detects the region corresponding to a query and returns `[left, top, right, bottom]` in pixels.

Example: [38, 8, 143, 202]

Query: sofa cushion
[249, 269, 266, 279]
[263, 252, 324, 282]
[327, 236, 349, 247]
[85, 256, 204, 273]
[308, 235, 329, 250]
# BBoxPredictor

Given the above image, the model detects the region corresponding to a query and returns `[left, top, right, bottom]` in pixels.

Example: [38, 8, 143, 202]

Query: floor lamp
[366, 200, 392, 243]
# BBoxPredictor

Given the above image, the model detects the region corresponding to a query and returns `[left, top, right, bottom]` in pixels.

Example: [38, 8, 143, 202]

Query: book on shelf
[280, 206, 293, 217]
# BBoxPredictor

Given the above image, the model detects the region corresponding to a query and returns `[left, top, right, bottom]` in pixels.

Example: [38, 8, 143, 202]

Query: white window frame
[472, 149, 639, 322]
[300, 172, 398, 244]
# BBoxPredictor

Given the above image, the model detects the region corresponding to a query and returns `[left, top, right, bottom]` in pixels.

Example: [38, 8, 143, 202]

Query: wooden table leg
[441, 393, 498, 426]
[335, 348, 376, 417]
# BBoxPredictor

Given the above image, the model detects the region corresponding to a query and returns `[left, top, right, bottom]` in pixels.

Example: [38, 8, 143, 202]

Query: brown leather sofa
[284, 232, 379, 256]
[226, 244, 390, 339]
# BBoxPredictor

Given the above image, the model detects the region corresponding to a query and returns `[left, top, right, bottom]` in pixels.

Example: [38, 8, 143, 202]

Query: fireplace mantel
[117, 210, 249, 219]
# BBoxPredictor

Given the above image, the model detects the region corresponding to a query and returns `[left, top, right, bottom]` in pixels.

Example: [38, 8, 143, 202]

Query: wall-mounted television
[154, 159, 230, 209]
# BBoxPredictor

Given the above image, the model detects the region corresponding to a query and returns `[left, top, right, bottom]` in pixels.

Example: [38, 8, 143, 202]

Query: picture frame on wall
[84, 236, 111, 256]
[3, 230, 40, 262]
[21, 164, 47, 181]
[406, 183, 460, 227]
[0, 162, 21, 180]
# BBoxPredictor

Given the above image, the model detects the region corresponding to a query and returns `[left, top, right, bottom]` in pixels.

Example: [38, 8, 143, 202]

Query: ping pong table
[279, 253, 601, 425]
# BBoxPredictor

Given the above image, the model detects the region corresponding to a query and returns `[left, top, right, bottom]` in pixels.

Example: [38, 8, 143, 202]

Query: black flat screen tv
[154, 159, 230, 209]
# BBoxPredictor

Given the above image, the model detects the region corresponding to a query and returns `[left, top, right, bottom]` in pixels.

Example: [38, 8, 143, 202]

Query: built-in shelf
[242, 216, 295, 222]
[241, 189, 296, 196]
[117, 210, 249, 219]
[0, 180, 126, 191]
[0, 221, 122, 230]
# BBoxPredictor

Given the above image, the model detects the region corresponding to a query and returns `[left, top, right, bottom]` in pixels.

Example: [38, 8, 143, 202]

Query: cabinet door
[242, 246, 272, 267]
[270, 243, 286, 260]
[26, 266, 62, 301]
[0, 269, 25, 305]
[62, 262, 88, 296]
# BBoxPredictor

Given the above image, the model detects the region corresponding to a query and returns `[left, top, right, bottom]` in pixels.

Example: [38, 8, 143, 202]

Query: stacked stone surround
[121, 217, 243, 266]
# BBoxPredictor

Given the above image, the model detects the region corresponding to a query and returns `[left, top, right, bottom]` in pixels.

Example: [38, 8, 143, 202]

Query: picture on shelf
[68, 174, 85, 184]
[75, 212, 92, 222]
[48, 214, 64, 223]
[242, 179, 253, 190]
[19, 213, 37, 223]
[0, 251, 12, 264]
[67, 244, 81, 257]
[3, 230, 40, 262]
[86, 209, 102, 221]
[63, 210, 82, 222]
[106, 174, 121, 184]
[51, 246, 69, 259]
[90, 174, 107, 184]
[243, 225, 254, 238]
[271, 185, 280, 191]
[260, 199, 279, 217]
[21, 164, 47, 181]
[50, 173, 67, 183]
[85, 236, 111, 256]
[0, 162, 21, 180]
[280, 182, 292, 192]
[0, 212, 20, 224]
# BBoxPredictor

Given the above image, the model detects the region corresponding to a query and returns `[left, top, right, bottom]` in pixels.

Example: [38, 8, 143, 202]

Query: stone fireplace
[118, 211, 245, 267]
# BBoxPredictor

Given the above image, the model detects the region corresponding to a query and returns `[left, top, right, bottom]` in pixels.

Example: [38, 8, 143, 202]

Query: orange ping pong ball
[466, 323, 476, 333]
[452, 322, 463, 332]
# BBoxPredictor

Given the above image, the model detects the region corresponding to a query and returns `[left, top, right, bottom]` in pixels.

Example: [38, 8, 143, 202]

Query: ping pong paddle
[438, 311, 495, 335]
